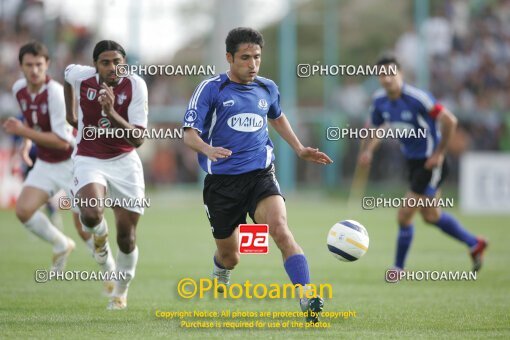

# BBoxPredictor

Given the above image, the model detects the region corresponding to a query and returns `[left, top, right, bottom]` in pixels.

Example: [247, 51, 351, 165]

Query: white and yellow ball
[327, 220, 369, 261]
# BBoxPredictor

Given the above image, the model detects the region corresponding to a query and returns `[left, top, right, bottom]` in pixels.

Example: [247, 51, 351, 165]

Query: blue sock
[213, 256, 225, 269]
[284, 254, 310, 286]
[434, 212, 478, 247]
[395, 224, 414, 269]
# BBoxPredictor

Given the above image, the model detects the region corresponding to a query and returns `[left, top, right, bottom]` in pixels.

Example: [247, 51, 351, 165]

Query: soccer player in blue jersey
[183, 27, 332, 322]
[358, 53, 488, 273]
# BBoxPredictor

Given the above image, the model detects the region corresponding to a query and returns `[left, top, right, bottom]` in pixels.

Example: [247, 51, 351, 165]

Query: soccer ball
[327, 220, 369, 261]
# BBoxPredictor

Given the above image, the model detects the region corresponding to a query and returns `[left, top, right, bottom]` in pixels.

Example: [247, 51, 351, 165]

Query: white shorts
[72, 151, 145, 215]
[24, 158, 74, 199]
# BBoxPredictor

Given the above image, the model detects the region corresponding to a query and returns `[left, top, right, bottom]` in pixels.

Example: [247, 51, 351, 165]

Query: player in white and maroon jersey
[64, 40, 148, 310]
[2, 42, 114, 275]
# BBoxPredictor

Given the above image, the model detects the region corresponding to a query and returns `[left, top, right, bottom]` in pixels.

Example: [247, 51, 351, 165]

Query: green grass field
[1, 190, 509, 338]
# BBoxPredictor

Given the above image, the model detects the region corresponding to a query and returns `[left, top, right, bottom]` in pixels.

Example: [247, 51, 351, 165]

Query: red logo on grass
[239, 224, 269, 254]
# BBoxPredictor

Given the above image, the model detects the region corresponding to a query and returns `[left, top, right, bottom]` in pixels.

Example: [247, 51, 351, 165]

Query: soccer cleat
[470, 237, 488, 272]
[300, 296, 324, 324]
[51, 237, 76, 273]
[93, 233, 110, 265]
[212, 267, 231, 293]
[107, 296, 127, 310]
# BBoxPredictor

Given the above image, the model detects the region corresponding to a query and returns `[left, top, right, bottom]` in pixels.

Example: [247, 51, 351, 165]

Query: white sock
[24, 211, 69, 253]
[85, 237, 94, 254]
[113, 246, 139, 298]
[102, 248, 116, 273]
[80, 215, 108, 237]
[297, 284, 314, 301]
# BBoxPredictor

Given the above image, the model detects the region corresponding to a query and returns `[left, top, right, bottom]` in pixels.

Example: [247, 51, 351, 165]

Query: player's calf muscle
[217, 252, 240, 269]
[398, 207, 415, 226]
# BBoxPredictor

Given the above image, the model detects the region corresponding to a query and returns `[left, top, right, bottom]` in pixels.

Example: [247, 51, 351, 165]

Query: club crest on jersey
[40, 103, 48, 115]
[117, 92, 127, 105]
[223, 99, 235, 107]
[382, 112, 391, 121]
[401, 110, 413, 121]
[227, 113, 264, 132]
[185, 110, 197, 123]
[258, 99, 268, 110]
[20, 99, 27, 111]
[87, 88, 97, 100]
[98, 117, 111, 128]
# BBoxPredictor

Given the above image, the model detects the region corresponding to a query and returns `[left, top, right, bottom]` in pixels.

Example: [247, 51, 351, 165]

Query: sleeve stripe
[402, 85, 434, 111]
[188, 76, 219, 110]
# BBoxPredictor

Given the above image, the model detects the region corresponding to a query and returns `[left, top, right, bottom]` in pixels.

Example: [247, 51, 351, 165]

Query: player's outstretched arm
[183, 128, 232, 162]
[424, 107, 457, 170]
[64, 81, 77, 128]
[2, 117, 71, 150]
[269, 113, 333, 165]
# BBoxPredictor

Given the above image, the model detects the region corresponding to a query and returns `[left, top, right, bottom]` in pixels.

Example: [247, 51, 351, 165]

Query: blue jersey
[371, 83, 442, 159]
[183, 73, 282, 175]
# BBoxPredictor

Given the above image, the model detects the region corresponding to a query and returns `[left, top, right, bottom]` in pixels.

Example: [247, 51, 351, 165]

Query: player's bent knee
[15, 204, 37, 223]
[421, 211, 440, 225]
[117, 230, 136, 254]
[79, 208, 103, 228]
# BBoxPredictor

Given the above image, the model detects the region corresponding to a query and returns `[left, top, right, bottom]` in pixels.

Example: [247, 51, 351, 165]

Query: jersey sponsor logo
[87, 88, 97, 100]
[20, 99, 27, 111]
[239, 224, 269, 254]
[227, 113, 264, 132]
[223, 99, 235, 107]
[185, 110, 197, 123]
[258, 98, 268, 110]
[117, 92, 127, 105]
[98, 117, 111, 128]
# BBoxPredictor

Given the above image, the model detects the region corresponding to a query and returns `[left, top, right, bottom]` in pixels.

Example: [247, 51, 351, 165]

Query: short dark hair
[93, 40, 126, 61]
[376, 51, 400, 69]
[225, 27, 264, 56]
[18, 41, 49, 64]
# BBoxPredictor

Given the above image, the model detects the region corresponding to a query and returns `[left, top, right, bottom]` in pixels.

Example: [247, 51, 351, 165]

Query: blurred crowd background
[0, 0, 508, 195]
